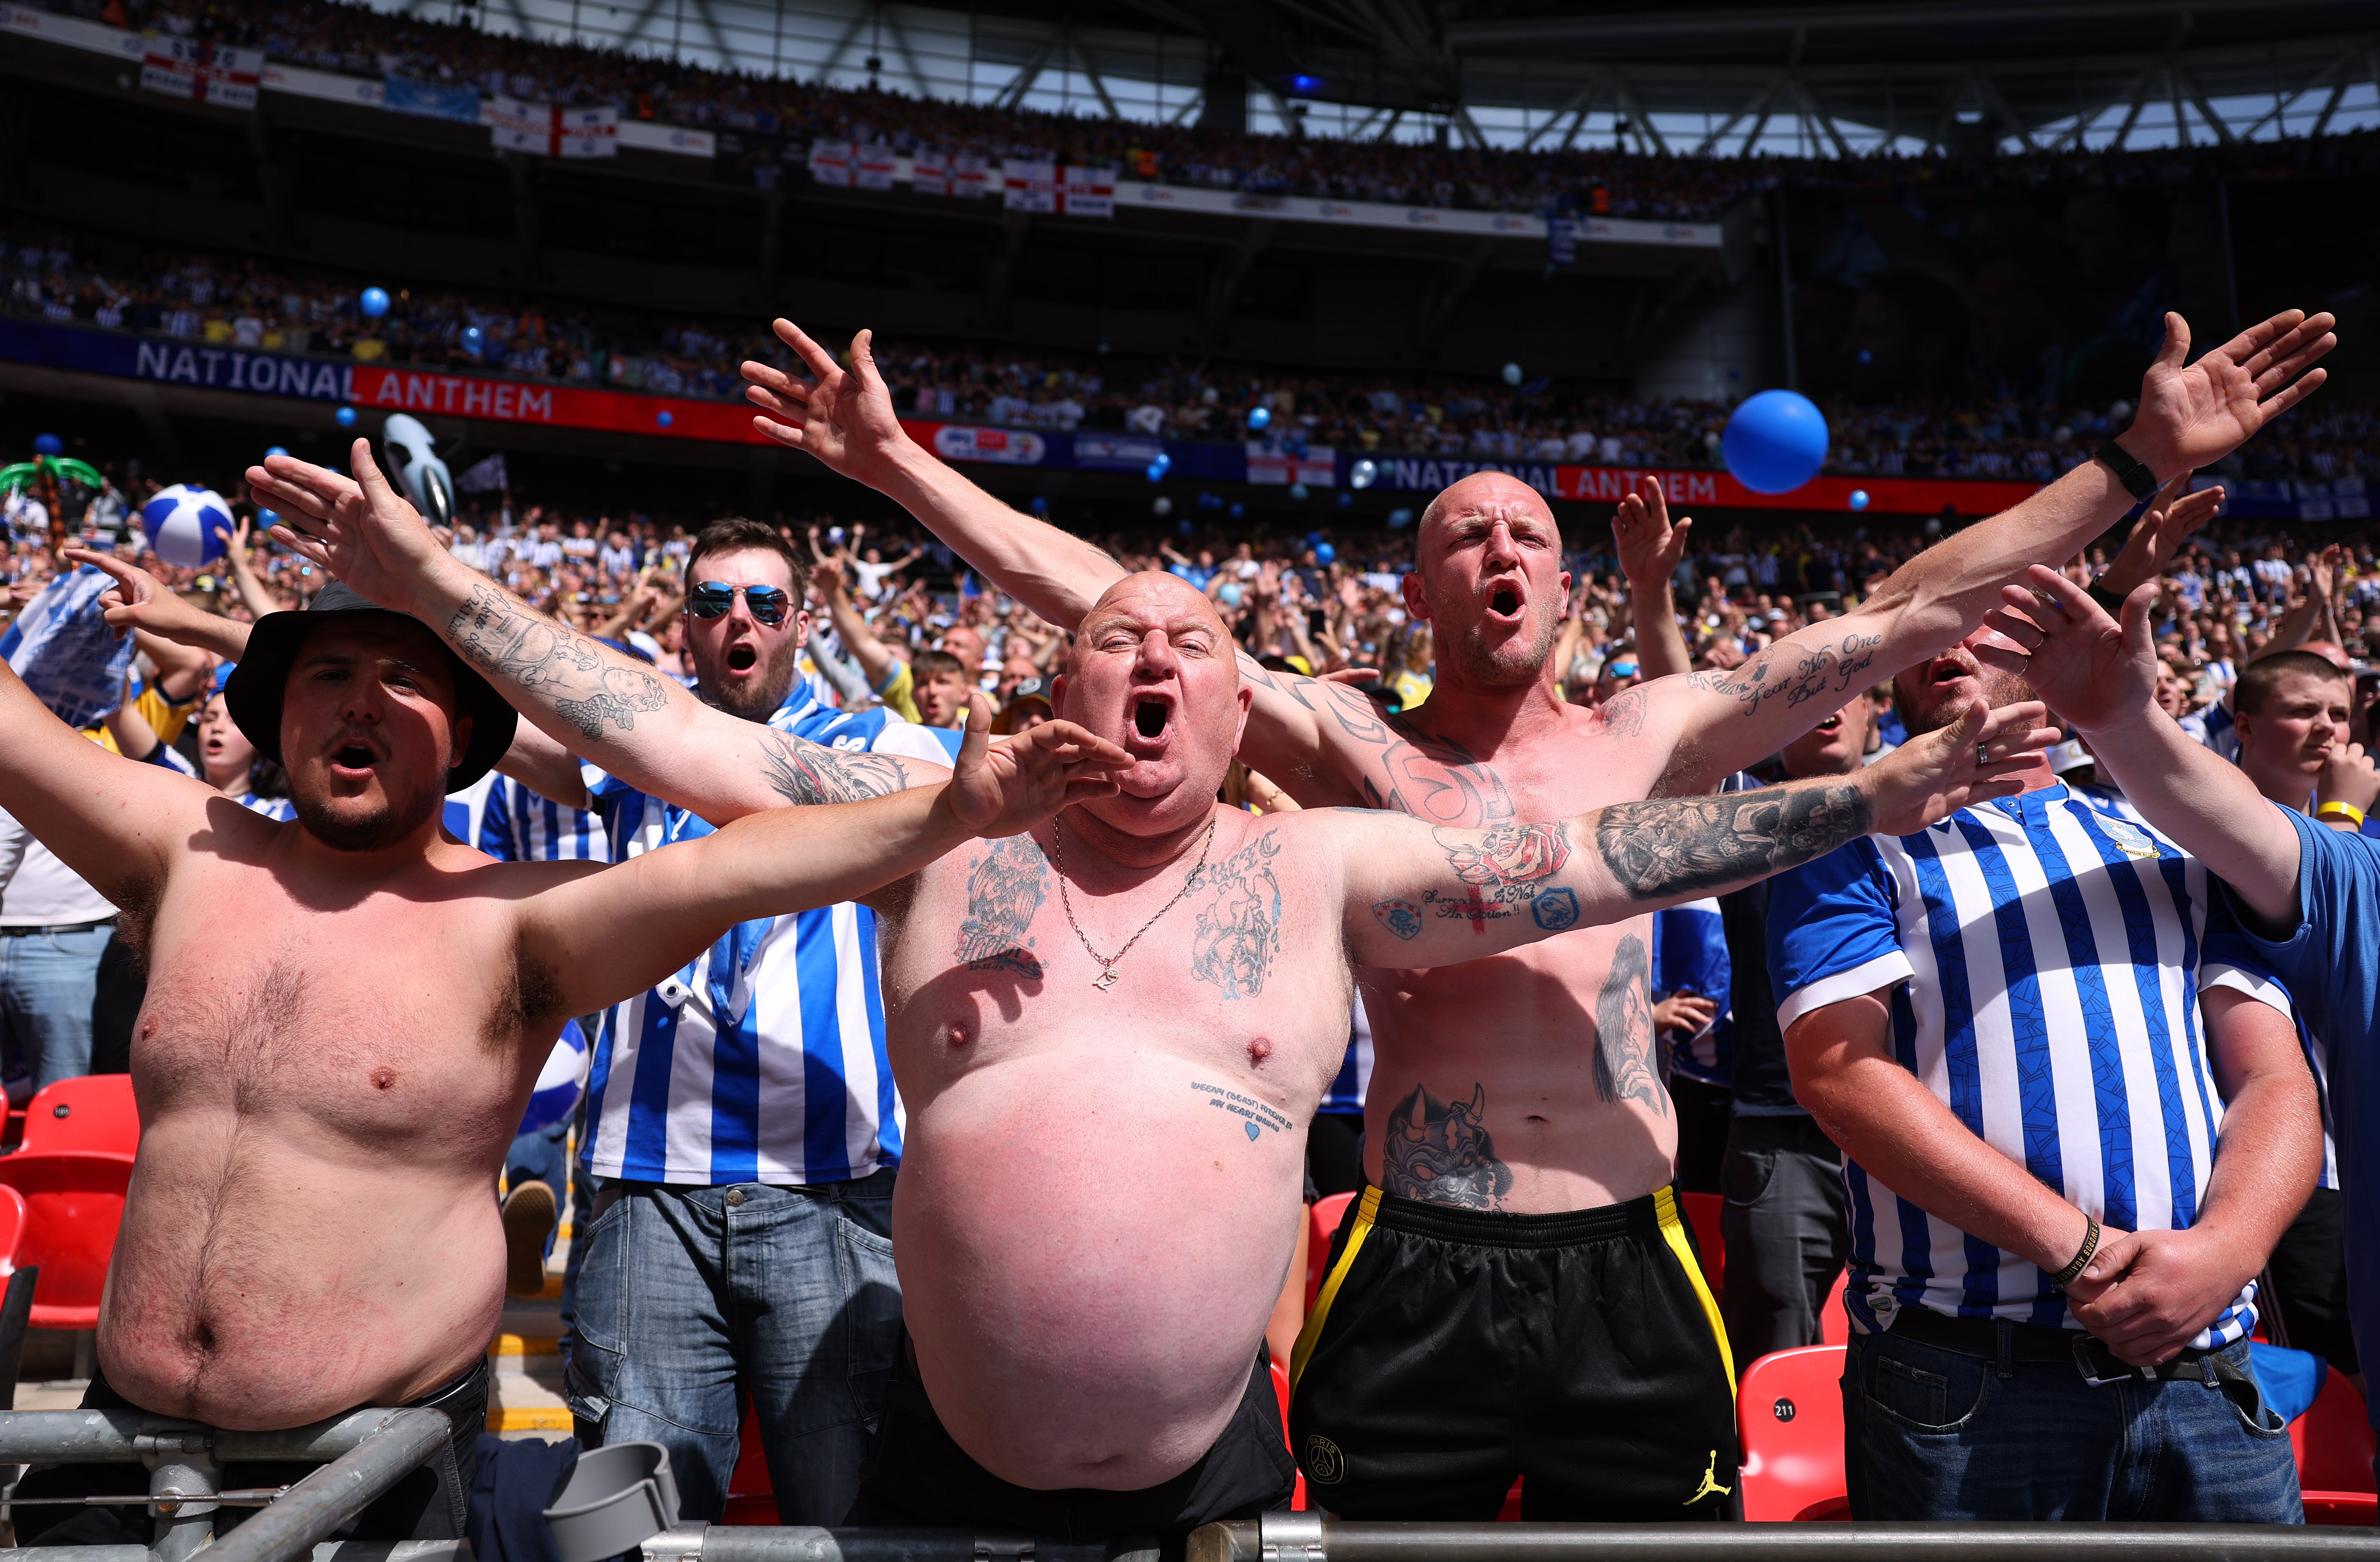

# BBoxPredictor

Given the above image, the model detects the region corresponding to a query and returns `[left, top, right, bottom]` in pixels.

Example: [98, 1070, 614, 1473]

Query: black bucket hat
[223, 581, 517, 789]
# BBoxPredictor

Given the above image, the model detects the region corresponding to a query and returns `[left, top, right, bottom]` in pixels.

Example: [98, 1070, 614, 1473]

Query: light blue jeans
[564, 1170, 901, 1523]
[1844, 1326, 2302, 1521]
[0, 924, 111, 1091]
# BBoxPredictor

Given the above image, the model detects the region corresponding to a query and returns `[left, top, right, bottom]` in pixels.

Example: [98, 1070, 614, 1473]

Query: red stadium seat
[1269, 1356, 1310, 1512]
[18, 1076, 138, 1159]
[2293, 1363, 2377, 1522]
[0, 1151, 134, 1330]
[1305, 1192, 1355, 1311]
[0, 1184, 29, 1273]
[722, 1384, 776, 1524]
[1736, 1345, 1847, 1521]
[1679, 1190, 1724, 1299]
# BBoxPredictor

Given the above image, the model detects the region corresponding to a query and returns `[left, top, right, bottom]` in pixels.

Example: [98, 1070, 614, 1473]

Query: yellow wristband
[2316, 801, 2366, 828]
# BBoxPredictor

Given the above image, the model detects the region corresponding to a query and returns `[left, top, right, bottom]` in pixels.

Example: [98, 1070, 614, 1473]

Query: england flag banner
[855, 144, 898, 190]
[952, 151, 991, 200]
[0, 565, 138, 728]
[141, 38, 261, 110]
[808, 139, 854, 187]
[1060, 165, 1115, 219]
[1003, 159, 1058, 213]
[911, 148, 949, 196]
[489, 95, 617, 157]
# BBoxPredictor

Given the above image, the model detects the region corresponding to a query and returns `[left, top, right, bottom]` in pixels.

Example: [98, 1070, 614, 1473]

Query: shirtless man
[257, 443, 2049, 1544]
[735, 304, 2334, 1518]
[0, 568, 1129, 1542]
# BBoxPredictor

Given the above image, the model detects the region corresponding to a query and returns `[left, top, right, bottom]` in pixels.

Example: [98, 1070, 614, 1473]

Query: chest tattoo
[1189, 832, 1284, 1000]
[952, 836, 1048, 979]
[1591, 933, 1667, 1116]
[1381, 1082, 1512, 1209]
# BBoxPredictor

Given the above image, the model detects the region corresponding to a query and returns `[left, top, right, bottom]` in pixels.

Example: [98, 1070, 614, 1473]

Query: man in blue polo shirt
[488, 517, 952, 1523]
[1979, 560, 2380, 1486]
[1766, 620, 2321, 1522]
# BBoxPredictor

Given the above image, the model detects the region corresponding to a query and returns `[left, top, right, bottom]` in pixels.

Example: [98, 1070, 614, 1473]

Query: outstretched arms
[1611, 477, 1694, 681]
[249, 441, 952, 825]
[515, 698, 1129, 1019]
[1643, 309, 2333, 792]
[1337, 695, 2055, 968]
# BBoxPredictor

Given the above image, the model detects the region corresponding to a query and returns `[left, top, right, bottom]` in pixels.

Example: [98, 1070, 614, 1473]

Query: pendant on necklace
[1093, 965, 1119, 992]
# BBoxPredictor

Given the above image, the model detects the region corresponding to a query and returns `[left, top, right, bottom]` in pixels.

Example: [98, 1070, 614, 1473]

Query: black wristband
[2051, 1215, 2102, 1291]
[2094, 440, 2159, 503]
[2086, 582, 2129, 616]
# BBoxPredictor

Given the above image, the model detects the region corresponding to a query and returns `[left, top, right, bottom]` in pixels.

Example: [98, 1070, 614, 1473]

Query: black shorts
[1289, 1186, 1738, 1521]
[13, 1360, 486, 1545]
[2267, 1186, 2357, 1373]
[848, 1330, 1296, 1551]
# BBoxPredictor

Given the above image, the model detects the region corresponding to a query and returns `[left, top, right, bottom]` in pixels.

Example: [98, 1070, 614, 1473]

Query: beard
[701, 637, 802, 723]
[293, 775, 443, 853]
[1441, 606, 1560, 688]
[1894, 664, 2036, 737]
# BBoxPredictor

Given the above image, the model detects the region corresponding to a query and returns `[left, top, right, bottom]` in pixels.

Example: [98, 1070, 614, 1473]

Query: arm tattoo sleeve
[448, 583, 672, 741]
[756, 732, 910, 806]
[1592, 781, 1872, 900]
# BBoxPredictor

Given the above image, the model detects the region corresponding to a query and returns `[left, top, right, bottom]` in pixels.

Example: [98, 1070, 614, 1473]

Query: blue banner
[0, 318, 353, 402]
[382, 76, 483, 124]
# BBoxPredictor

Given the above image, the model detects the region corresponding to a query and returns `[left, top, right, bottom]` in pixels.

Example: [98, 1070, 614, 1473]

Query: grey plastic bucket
[544, 1440, 681, 1562]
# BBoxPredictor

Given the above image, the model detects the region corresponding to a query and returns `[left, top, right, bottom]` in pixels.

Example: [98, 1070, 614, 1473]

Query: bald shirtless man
[256, 442, 2049, 1546]
[0, 572, 1128, 1544]
[736, 303, 2335, 1518]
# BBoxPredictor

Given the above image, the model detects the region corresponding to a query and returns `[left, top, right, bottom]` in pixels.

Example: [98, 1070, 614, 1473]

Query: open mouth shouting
[1126, 690, 1176, 754]
[724, 642, 760, 675]
[325, 732, 385, 782]
[1483, 580, 1526, 625]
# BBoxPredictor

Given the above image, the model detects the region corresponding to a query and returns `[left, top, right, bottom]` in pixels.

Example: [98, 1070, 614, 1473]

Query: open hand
[943, 693, 1131, 838]
[247, 440, 448, 614]
[2064, 1225, 2252, 1366]
[1861, 696, 2059, 836]
[2121, 309, 2335, 480]
[2097, 473, 2223, 598]
[1612, 476, 1691, 589]
[1653, 992, 1719, 1036]
[743, 321, 916, 489]
[1976, 565, 2157, 736]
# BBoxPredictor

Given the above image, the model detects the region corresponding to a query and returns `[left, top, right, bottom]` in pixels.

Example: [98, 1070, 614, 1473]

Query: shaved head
[1071, 573, 1234, 678]
[1407, 473, 1570, 691]
[1418, 471, 1557, 543]
[1054, 572, 1248, 837]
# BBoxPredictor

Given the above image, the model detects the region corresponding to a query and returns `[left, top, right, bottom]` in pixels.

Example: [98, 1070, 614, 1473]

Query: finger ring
[1978, 743, 1990, 766]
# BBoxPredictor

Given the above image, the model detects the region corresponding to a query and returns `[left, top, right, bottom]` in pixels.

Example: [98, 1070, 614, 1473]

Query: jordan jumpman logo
[1686, 1449, 1733, 1504]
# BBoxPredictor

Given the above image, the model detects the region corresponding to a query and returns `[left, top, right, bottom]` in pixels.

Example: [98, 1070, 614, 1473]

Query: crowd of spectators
[7, 229, 2376, 487]
[33, 0, 2380, 219]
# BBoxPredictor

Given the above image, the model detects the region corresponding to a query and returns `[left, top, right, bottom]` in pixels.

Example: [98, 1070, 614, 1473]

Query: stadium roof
[409, 0, 2380, 154]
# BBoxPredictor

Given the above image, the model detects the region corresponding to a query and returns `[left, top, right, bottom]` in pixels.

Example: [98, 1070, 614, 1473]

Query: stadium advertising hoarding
[1357, 454, 2046, 517]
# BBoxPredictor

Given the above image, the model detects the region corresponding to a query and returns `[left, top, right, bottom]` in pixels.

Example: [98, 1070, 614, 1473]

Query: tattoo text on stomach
[1593, 783, 1872, 900]
[1191, 1079, 1292, 1142]
[448, 584, 670, 740]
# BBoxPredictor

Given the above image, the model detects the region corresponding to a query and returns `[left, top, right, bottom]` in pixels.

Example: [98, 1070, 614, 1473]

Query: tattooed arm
[247, 442, 950, 824]
[1335, 696, 2057, 968]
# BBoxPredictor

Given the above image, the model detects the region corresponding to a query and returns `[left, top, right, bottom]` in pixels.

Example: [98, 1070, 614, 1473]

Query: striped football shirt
[1768, 782, 2252, 1348]
[579, 683, 952, 1185]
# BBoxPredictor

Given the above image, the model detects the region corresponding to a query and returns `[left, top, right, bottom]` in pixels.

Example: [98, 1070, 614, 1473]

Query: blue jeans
[1843, 1325, 2302, 1520]
[564, 1170, 901, 1524]
[0, 924, 111, 1092]
[504, 1120, 570, 1264]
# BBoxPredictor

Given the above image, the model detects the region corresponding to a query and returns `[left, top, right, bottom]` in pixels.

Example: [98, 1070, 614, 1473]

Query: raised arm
[813, 558, 901, 688]
[515, 699, 1128, 1018]
[1611, 477, 1693, 681]
[745, 321, 1125, 628]
[1338, 695, 2054, 968]
[67, 548, 252, 663]
[250, 441, 950, 826]
[1642, 309, 2333, 791]
[0, 656, 212, 909]
[1976, 563, 2302, 926]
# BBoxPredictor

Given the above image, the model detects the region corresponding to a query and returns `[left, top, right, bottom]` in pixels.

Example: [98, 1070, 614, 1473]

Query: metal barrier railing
[0, 1406, 456, 1562]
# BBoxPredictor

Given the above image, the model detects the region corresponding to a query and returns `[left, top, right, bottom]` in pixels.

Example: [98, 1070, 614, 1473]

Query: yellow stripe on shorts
[1654, 1186, 1736, 1393]
[1290, 1186, 1381, 1388]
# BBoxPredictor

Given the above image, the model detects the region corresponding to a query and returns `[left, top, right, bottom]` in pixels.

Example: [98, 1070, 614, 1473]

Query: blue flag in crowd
[383, 76, 483, 124]
[0, 565, 136, 728]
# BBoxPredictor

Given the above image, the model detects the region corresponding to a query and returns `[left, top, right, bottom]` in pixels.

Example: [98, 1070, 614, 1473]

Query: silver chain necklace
[1047, 812, 1217, 992]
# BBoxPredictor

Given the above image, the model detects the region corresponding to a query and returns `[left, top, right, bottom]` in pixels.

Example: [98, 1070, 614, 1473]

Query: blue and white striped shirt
[1318, 993, 1374, 1115]
[579, 684, 953, 1186]
[1768, 783, 2252, 1348]
[477, 775, 609, 864]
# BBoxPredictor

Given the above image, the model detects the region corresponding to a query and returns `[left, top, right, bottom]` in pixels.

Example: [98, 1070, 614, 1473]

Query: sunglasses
[687, 581, 792, 627]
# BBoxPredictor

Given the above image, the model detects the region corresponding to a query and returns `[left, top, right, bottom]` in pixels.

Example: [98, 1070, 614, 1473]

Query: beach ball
[140, 484, 234, 567]
[1722, 390, 1829, 495]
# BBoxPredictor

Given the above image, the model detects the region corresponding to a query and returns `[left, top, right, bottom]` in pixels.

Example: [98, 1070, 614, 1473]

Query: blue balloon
[657, 409, 674, 428]
[1177, 518, 1194, 537]
[1030, 496, 1050, 515]
[1228, 502, 1245, 519]
[258, 509, 280, 527]
[1387, 507, 1415, 530]
[359, 287, 391, 319]
[1315, 541, 1336, 564]
[1848, 489, 1871, 512]
[1146, 452, 1172, 482]
[1337, 491, 1353, 509]
[264, 445, 290, 459]
[1721, 390, 1829, 495]
[1247, 406, 1272, 432]
[1288, 483, 1310, 502]
[462, 325, 485, 357]
[31, 433, 62, 457]
[334, 405, 358, 428]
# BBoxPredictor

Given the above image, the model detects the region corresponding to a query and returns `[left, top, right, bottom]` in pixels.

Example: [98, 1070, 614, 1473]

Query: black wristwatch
[2094, 440, 2159, 503]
